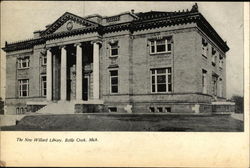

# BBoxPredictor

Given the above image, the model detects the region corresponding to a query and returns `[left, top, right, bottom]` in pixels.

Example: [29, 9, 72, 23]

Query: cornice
[2, 10, 229, 53]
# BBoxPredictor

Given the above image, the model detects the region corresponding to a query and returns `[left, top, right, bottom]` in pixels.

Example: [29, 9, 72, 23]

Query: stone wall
[212, 104, 235, 114]
[75, 104, 108, 113]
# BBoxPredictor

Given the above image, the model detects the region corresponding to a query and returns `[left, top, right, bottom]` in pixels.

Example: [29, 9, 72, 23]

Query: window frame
[202, 69, 207, 94]
[108, 107, 117, 112]
[212, 55, 217, 66]
[109, 69, 119, 94]
[219, 54, 223, 69]
[157, 107, 163, 113]
[109, 43, 119, 57]
[151, 67, 172, 93]
[149, 107, 155, 113]
[41, 75, 47, 97]
[41, 56, 47, 66]
[17, 57, 30, 69]
[16, 107, 20, 115]
[212, 75, 218, 96]
[202, 45, 208, 58]
[165, 107, 171, 113]
[218, 78, 223, 97]
[18, 79, 29, 97]
[149, 37, 172, 55]
[201, 38, 208, 58]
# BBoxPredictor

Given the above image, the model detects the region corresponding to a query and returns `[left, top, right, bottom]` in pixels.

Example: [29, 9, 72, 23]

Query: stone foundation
[27, 104, 46, 113]
[211, 102, 235, 114]
[75, 104, 109, 113]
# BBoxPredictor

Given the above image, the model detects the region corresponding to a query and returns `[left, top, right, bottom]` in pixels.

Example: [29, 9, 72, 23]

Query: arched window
[16, 107, 19, 115]
[20, 107, 23, 114]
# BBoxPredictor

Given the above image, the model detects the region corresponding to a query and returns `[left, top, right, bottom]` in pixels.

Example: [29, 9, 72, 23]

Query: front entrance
[83, 76, 89, 101]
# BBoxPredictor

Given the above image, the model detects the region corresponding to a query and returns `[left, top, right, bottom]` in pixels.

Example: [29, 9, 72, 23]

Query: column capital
[59, 45, 67, 50]
[74, 43, 82, 47]
[91, 39, 102, 45]
[46, 47, 52, 51]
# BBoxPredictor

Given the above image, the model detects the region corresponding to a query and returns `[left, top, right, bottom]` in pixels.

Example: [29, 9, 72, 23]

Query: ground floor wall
[4, 93, 231, 115]
[5, 97, 46, 115]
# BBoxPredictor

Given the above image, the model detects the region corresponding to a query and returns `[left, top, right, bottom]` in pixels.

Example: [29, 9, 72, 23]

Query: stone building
[2, 4, 235, 115]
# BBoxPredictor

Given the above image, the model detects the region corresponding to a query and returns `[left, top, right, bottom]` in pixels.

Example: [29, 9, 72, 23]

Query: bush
[231, 95, 244, 113]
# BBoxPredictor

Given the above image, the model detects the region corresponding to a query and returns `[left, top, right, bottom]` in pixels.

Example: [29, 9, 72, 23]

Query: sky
[0, 1, 244, 99]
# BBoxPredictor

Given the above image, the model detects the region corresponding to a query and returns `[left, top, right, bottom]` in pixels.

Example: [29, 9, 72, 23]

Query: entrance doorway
[83, 76, 89, 101]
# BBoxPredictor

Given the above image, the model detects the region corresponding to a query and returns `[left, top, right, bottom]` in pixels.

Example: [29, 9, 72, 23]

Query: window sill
[108, 64, 119, 69]
[109, 55, 118, 58]
[110, 92, 119, 95]
[150, 51, 171, 55]
[151, 92, 172, 94]
[18, 96, 29, 98]
[18, 67, 30, 70]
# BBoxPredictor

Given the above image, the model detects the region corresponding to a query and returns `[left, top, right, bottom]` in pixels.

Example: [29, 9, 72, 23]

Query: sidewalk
[231, 113, 244, 121]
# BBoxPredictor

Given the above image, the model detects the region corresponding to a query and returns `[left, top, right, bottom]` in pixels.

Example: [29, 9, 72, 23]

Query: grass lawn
[1, 113, 243, 132]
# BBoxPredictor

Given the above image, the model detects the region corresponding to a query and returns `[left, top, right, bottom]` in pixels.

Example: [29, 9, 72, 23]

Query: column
[75, 43, 83, 101]
[60, 46, 67, 101]
[93, 42, 100, 100]
[46, 48, 52, 101]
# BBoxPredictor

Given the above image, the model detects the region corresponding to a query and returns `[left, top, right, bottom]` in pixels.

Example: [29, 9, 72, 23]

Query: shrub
[231, 95, 244, 113]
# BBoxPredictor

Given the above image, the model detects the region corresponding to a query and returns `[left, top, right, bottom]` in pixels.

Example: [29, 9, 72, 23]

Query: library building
[3, 3, 235, 116]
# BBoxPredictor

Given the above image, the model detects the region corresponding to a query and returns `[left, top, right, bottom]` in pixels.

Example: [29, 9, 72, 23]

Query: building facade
[3, 4, 234, 115]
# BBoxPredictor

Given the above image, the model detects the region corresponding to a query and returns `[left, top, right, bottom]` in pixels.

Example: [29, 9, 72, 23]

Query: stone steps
[36, 101, 75, 114]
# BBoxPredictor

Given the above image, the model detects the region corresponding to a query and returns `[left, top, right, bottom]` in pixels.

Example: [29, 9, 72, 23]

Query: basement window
[108, 107, 117, 112]
[149, 107, 155, 113]
[157, 107, 163, 113]
[16, 107, 25, 115]
[165, 107, 171, 113]
[16, 107, 20, 115]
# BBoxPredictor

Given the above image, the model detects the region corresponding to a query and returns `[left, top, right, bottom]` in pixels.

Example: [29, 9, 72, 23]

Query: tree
[231, 95, 244, 113]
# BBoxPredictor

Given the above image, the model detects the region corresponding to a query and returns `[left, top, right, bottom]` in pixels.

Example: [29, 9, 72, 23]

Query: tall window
[202, 38, 208, 58]
[110, 42, 119, 57]
[202, 69, 207, 94]
[19, 79, 29, 97]
[212, 75, 218, 96]
[42, 56, 47, 65]
[150, 37, 172, 54]
[219, 54, 223, 68]
[110, 70, 118, 93]
[212, 55, 217, 66]
[211, 47, 217, 66]
[16, 108, 20, 115]
[18, 57, 30, 69]
[219, 78, 223, 97]
[151, 68, 172, 93]
[41, 76, 47, 96]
